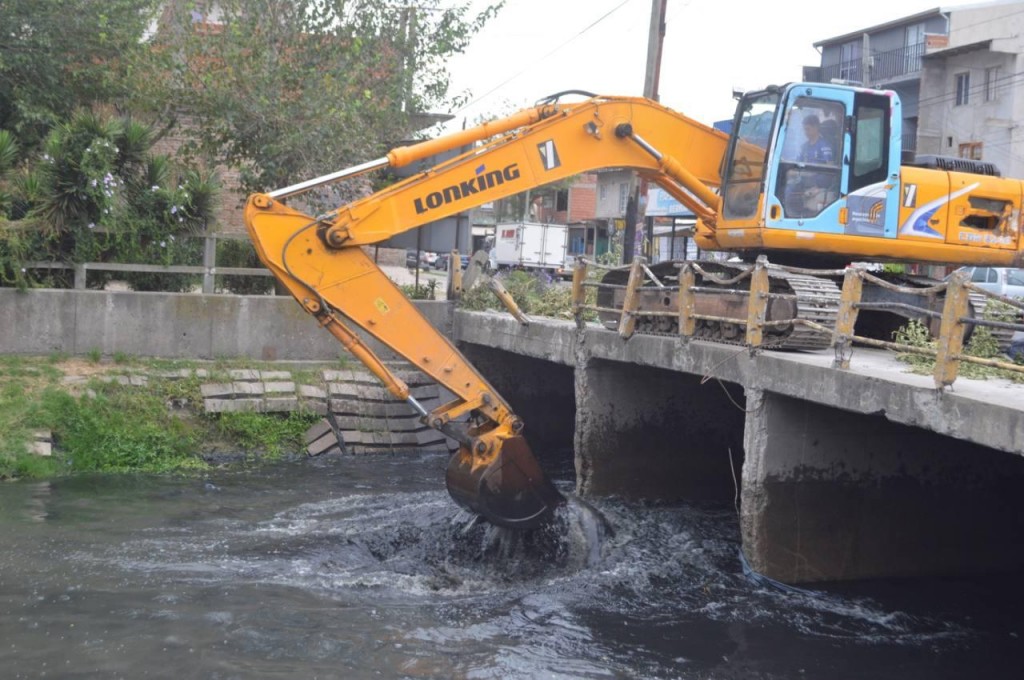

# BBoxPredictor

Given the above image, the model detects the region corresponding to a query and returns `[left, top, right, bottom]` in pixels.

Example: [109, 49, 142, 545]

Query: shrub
[216, 238, 274, 295]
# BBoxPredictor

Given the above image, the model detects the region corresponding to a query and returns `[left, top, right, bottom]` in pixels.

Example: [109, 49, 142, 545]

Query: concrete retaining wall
[0, 289, 450, 361]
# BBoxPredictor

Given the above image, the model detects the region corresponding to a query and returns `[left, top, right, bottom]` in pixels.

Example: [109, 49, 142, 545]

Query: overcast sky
[437, 0, 947, 132]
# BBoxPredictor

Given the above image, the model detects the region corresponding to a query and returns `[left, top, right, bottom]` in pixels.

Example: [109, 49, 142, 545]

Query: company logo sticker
[538, 140, 561, 171]
[413, 163, 521, 215]
[903, 184, 917, 208]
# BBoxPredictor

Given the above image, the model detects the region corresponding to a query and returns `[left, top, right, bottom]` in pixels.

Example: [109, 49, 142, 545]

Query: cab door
[765, 87, 853, 234]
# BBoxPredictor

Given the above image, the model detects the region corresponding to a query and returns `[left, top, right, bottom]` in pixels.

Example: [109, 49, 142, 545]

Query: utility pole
[623, 0, 668, 263]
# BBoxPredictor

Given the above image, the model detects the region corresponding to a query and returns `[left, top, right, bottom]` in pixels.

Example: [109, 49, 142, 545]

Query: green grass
[893, 318, 1024, 383]
[0, 355, 330, 480]
[459, 270, 592, 320]
[214, 410, 320, 460]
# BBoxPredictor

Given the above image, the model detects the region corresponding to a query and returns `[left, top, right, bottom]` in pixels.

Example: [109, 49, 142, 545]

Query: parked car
[435, 253, 470, 271]
[420, 251, 438, 267]
[954, 266, 1024, 298]
[405, 249, 418, 268]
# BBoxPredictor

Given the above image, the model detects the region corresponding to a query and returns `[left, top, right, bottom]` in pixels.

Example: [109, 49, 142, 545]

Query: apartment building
[810, 1, 1024, 177]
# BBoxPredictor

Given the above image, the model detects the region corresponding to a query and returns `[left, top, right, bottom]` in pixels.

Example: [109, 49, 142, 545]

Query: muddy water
[1, 454, 1021, 679]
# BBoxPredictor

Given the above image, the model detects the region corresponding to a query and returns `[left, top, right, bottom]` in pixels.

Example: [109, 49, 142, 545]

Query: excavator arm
[244, 95, 728, 528]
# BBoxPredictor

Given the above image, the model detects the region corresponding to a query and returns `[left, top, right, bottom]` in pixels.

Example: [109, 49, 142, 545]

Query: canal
[1, 453, 1021, 678]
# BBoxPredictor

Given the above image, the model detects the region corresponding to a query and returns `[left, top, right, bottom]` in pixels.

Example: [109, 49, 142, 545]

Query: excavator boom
[244, 95, 728, 528]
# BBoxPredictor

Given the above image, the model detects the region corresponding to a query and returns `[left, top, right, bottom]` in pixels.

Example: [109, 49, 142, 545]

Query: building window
[556, 189, 568, 212]
[839, 40, 861, 81]
[985, 66, 1001, 102]
[955, 72, 970, 106]
[959, 142, 983, 160]
[904, 23, 926, 72]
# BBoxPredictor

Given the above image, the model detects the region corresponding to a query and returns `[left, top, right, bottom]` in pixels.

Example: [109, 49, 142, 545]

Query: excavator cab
[714, 83, 904, 263]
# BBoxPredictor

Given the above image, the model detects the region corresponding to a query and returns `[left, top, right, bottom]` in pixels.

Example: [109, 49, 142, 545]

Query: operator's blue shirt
[800, 137, 834, 164]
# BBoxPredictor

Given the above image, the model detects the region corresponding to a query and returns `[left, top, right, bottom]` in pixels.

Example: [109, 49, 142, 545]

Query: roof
[815, 0, 1024, 46]
[814, 7, 944, 47]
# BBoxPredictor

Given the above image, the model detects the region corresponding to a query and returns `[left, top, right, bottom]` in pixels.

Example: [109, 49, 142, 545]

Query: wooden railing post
[678, 262, 696, 340]
[934, 270, 970, 388]
[618, 256, 646, 339]
[832, 268, 864, 369]
[571, 258, 589, 330]
[745, 256, 769, 347]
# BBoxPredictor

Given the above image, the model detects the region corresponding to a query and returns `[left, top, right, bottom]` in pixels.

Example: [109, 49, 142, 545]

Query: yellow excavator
[245, 83, 1024, 528]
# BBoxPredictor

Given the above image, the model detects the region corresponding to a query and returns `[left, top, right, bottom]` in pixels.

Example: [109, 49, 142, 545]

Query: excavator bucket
[445, 435, 564, 529]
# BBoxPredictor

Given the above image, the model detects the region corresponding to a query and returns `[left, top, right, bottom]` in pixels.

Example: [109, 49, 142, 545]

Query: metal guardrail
[21, 234, 273, 294]
[572, 256, 1024, 389]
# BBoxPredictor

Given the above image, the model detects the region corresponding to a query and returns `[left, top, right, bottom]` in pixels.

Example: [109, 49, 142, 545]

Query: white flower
[151, 185, 159, 191]
[90, 179, 97, 187]
[160, 241, 167, 248]
[20, 268, 26, 273]
[88, 223, 95, 229]
[170, 205, 177, 214]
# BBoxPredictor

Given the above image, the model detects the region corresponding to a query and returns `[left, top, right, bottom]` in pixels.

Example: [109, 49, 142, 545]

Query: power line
[445, 0, 641, 118]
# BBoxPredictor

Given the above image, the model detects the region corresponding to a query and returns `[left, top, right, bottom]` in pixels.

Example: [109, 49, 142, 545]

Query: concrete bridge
[4, 288, 1024, 583]
[453, 309, 1024, 584]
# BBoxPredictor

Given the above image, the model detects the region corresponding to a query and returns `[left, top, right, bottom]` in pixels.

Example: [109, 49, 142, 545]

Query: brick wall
[568, 173, 598, 222]
[150, 116, 249, 235]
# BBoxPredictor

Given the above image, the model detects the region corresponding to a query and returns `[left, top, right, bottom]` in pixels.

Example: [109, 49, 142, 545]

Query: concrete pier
[742, 390, 1024, 582]
[573, 358, 743, 503]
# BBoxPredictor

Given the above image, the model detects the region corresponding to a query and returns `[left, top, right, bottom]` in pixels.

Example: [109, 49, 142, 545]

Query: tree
[0, 0, 160, 148]
[143, 0, 503, 195]
[0, 112, 217, 290]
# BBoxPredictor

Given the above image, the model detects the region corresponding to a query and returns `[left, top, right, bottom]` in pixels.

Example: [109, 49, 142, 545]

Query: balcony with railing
[870, 42, 926, 83]
[819, 42, 926, 86]
[820, 60, 863, 84]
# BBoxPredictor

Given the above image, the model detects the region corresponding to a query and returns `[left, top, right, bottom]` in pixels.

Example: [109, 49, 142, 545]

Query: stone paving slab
[298, 384, 327, 401]
[232, 381, 265, 396]
[203, 398, 263, 413]
[29, 430, 53, 457]
[263, 381, 296, 395]
[328, 399, 417, 417]
[263, 397, 299, 412]
[201, 383, 235, 398]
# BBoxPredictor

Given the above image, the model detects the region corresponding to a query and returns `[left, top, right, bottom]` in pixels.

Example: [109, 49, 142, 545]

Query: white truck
[492, 222, 570, 278]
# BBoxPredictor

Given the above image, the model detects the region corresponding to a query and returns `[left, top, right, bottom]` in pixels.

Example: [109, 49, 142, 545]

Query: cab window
[850, 93, 891, 191]
[775, 97, 844, 219]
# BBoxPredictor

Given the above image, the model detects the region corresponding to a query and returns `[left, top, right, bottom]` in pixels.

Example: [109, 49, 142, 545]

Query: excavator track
[596, 260, 840, 351]
[863, 273, 1015, 350]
